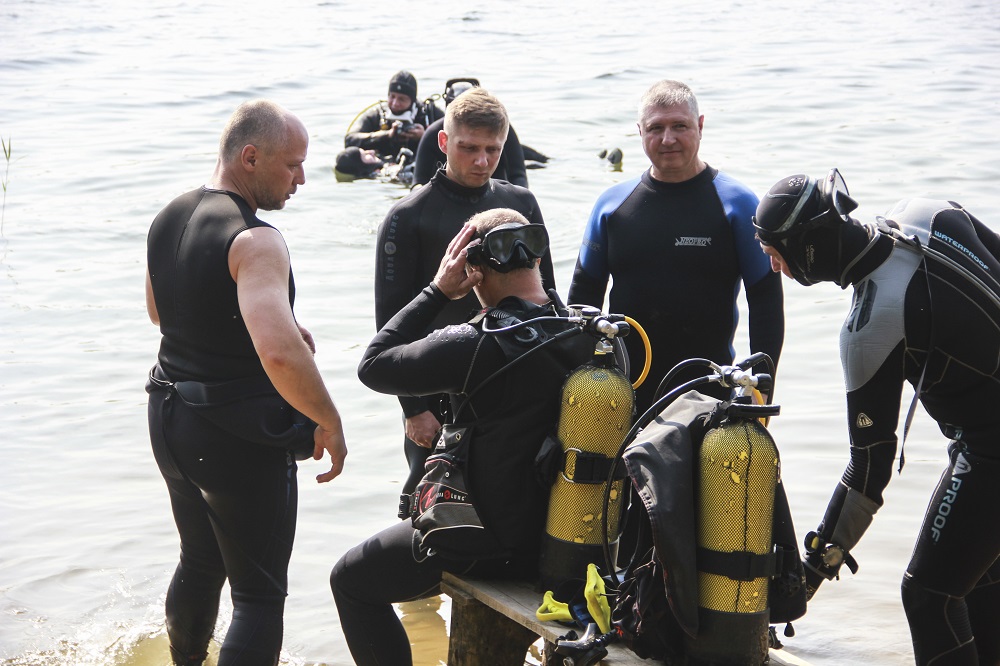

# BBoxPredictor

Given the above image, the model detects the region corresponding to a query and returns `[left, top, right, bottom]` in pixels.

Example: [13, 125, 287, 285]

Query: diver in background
[755, 169, 1000, 666]
[344, 70, 443, 159]
[333, 146, 415, 186]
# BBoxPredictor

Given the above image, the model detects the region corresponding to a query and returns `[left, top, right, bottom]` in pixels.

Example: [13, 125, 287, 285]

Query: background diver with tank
[755, 169, 1000, 666]
[344, 70, 444, 160]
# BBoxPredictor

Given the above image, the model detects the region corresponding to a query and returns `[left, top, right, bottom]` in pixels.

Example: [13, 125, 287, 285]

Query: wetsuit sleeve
[745, 271, 784, 369]
[345, 107, 390, 153]
[501, 126, 529, 188]
[567, 197, 611, 308]
[359, 284, 494, 397]
[373, 200, 433, 416]
[841, 344, 905, 505]
[412, 122, 442, 186]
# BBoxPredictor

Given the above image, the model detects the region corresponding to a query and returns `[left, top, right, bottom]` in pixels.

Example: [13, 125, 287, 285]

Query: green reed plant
[1, 135, 10, 234]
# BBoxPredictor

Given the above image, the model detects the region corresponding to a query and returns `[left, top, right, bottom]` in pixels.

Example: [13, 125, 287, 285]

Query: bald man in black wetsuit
[145, 100, 347, 666]
[373, 88, 556, 499]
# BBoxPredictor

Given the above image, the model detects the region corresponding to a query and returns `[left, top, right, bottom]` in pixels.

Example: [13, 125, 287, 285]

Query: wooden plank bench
[440, 572, 813, 666]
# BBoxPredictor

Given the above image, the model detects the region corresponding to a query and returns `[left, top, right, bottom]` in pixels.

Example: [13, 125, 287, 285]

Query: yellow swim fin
[536, 589, 573, 624]
[584, 563, 612, 633]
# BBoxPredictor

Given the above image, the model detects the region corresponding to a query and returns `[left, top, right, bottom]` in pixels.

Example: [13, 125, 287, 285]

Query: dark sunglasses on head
[466, 224, 549, 272]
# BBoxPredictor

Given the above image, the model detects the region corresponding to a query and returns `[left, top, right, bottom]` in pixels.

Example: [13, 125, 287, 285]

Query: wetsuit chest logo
[674, 236, 712, 247]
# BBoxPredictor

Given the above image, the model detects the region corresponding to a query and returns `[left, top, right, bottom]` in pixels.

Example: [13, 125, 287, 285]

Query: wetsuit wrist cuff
[425, 283, 450, 303]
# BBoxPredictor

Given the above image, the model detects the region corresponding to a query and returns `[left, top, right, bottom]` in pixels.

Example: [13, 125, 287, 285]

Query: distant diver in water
[344, 70, 444, 161]
[334, 146, 415, 186]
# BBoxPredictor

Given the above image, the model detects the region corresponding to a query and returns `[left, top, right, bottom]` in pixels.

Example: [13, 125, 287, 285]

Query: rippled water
[2, 1, 999, 664]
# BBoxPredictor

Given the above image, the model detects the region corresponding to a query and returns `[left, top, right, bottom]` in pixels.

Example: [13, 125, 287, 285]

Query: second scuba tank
[685, 408, 778, 665]
[538, 350, 634, 590]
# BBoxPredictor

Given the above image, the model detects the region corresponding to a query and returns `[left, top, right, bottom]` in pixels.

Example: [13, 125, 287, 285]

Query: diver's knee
[901, 573, 930, 617]
[330, 554, 355, 601]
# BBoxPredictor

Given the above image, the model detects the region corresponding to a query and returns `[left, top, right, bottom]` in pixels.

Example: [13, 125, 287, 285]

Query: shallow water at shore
[2, 1, 999, 664]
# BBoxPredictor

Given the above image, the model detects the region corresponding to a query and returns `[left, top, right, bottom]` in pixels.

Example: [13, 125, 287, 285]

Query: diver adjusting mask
[466, 223, 549, 273]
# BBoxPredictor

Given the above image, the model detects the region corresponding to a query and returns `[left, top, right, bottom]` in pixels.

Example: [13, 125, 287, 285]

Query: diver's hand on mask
[433, 224, 482, 300]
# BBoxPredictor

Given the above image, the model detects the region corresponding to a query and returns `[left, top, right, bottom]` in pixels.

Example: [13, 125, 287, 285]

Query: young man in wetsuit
[373, 87, 556, 500]
[145, 100, 348, 666]
[755, 170, 1000, 666]
[333, 209, 594, 666]
[412, 78, 530, 188]
[568, 79, 784, 415]
[344, 70, 443, 160]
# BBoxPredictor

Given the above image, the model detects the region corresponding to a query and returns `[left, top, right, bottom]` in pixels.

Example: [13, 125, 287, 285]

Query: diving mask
[466, 223, 549, 273]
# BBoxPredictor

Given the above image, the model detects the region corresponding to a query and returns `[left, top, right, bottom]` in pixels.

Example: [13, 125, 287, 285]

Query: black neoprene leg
[903, 442, 1000, 665]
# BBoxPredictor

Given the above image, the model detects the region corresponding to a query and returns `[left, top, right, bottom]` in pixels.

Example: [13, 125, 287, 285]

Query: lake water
[2, 1, 999, 664]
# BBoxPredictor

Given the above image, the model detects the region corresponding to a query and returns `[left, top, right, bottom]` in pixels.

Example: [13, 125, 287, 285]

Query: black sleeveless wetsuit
[814, 199, 1000, 665]
[411, 117, 529, 188]
[568, 166, 784, 414]
[374, 169, 556, 494]
[146, 187, 298, 666]
[332, 284, 593, 665]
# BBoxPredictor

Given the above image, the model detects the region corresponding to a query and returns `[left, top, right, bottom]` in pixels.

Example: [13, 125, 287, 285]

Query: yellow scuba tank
[538, 344, 634, 590]
[685, 406, 779, 665]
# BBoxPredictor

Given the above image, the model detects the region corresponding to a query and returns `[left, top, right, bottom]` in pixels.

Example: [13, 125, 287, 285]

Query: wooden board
[440, 572, 813, 665]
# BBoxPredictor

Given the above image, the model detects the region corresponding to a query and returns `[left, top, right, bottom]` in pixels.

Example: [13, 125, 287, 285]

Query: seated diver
[331, 209, 595, 666]
[333, 145, 415, 185]
[344, 70, 444, 161]
[412, 77, 548, 188]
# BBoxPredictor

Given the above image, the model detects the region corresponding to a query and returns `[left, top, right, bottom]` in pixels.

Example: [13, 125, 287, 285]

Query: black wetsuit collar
[843, 227, 894, 286]
[641, 164, 718, 190]
[430, 167, 492, 202]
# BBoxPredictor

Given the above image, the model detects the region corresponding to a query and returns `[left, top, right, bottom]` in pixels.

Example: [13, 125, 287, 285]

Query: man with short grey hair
[569, 79, 784, 414]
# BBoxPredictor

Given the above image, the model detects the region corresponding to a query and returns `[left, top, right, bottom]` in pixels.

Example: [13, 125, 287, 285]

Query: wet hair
[443, 88, 509, 138]
[638, 80, 699, 124]
[218, 100, 290, 163]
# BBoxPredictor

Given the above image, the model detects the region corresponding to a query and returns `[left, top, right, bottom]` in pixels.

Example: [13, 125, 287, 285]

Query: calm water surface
[2, 1, 999, 664]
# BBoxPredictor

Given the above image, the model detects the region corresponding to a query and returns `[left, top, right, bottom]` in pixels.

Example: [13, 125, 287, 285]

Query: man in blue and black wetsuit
[145, 100, 348, 666]
[755, 170, 1000, 666]
[374, 87, 556, 500]
[333, 210, 595, 666]
[568, 79, 784, 414]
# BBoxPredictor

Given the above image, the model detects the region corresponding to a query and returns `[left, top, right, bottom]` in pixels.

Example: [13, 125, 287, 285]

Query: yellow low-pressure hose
[345, 100, 385, 134]
[624, 316, 651, 390]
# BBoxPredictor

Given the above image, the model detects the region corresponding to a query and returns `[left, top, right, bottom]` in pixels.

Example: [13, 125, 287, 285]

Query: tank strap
[562, 448, 628, 484]
[696, 545, 780, 582]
